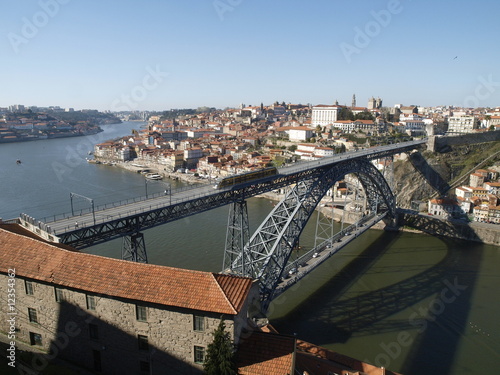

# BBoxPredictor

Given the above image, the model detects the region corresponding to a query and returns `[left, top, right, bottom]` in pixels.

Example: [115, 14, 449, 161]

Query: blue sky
[1, 0, 499, 111]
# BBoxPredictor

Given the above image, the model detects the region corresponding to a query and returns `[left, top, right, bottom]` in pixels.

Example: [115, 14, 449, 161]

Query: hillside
[393, 141, 500, 208]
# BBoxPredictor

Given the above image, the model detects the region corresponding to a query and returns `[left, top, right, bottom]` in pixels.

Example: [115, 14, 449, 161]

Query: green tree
[203, 318, 237, 375]
[354, 111, 374, 121]
[338, 107, 354, 121]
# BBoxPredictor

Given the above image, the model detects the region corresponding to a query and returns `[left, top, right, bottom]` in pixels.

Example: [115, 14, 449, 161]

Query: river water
[0, 122, 498, 374]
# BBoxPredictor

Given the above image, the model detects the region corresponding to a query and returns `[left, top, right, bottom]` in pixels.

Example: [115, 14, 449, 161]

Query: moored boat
[145, 173, 163, 180]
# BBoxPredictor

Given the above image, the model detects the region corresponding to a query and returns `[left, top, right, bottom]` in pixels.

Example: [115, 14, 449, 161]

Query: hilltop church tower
[368, 97, 383, 110]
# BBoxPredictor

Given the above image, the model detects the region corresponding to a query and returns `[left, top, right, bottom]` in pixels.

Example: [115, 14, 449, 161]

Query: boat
[16, 159, 21, 164]
[145, 173, 163, 180]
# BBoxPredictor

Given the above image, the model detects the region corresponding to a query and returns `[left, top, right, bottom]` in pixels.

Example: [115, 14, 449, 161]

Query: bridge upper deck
[17, 139, 425, 247]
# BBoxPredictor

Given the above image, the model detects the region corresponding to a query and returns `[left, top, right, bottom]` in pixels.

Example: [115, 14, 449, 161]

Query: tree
[337, 107, 354, 121]
[203, 318, 237, 375]
[354, 111, 374, 121]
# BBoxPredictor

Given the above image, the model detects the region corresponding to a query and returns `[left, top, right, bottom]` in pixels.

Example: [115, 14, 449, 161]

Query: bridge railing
[45, 185, 226, 234]
[40, 182, 212, 224]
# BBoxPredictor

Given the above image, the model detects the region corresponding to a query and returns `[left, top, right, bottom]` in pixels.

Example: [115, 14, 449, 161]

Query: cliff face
[393, 142, 500, 208]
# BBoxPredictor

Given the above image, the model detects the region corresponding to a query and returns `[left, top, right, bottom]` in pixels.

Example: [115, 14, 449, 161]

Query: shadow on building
[24, 300, 202, 375]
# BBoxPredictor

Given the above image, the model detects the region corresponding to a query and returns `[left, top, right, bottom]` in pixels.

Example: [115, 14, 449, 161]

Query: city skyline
[1, 0, 500, 111]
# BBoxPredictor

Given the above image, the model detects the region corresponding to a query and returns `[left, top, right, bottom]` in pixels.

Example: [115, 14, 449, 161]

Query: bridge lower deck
[273, 212, 388, 299]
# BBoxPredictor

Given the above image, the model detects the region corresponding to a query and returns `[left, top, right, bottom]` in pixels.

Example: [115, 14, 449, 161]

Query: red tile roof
[237, 331, 295, 375]
[296, 340, 401, 375]
[0, 225, 253, 315]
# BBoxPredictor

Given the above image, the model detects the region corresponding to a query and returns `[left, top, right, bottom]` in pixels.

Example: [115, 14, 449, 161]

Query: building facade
[447, 115, 479, 134]
[311, 105, 341, 126]
[0, 225, 259, 375]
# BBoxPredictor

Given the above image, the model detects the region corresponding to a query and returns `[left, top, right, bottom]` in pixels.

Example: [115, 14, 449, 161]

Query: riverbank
[113, 160, 208, 185]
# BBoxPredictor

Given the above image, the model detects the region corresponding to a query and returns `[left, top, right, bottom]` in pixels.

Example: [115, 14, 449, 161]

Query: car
[312, 252, 320, 258]
[288, 267, 298, 275]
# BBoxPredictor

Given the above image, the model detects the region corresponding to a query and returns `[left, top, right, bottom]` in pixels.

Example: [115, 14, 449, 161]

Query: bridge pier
[222, 200, 250, 274]
[122, 232, 148, 263]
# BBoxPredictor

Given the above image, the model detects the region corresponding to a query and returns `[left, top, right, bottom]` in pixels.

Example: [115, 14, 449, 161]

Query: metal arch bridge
[17, 140, 425, 305]
[223, 156, 397, 311]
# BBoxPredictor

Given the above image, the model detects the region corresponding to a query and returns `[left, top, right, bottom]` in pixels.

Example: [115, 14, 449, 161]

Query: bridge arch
[227, 158, 395, 308]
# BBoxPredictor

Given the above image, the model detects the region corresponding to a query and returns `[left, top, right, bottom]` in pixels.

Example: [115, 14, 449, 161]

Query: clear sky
[1, 0, 500, 111]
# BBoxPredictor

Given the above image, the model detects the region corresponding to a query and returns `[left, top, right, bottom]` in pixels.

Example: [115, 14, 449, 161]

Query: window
[138, 335, 149, 351]
[54, 287, 63, 303]
[139, 361, 150, 375]
[194, 346, 205, 364]
[193, 315, 205, 332]
[89, 324, 99, 340]
[28, 308, 38, 323]
[93, 350, 102, 372]
[136, 305, 147, 322]
[29, 332, 42, 346]
[86, 295, 96, 310]
[25, 280, 33, 295]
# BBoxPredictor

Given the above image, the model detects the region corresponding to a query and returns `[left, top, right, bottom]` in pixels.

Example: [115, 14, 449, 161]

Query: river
[0, 122, 498, 374]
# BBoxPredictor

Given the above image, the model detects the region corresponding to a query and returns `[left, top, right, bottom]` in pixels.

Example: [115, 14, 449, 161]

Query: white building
[399, 114, 426, 135]
[332, 120, 379, 134]
[288, 126, 315, 141]
[311, 105, 341, 126]
[428, 198, 463, 218]
[484, 182, 500, 195]
[447, 115, 478, 134]
[294, 144, 334, 160]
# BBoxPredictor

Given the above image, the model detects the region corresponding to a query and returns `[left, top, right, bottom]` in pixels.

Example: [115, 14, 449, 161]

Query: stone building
[0, 224, 260, 375]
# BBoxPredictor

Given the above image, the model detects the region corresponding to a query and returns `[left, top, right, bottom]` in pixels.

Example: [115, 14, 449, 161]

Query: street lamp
[145, 179, 171, 204]
[70, 192, 96, 226]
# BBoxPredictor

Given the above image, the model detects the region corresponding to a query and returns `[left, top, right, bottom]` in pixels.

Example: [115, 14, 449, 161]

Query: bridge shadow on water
[271, 230, 482, 375]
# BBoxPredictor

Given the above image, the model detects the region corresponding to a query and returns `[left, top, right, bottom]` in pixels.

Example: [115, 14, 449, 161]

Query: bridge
[13, 139, 426, 311]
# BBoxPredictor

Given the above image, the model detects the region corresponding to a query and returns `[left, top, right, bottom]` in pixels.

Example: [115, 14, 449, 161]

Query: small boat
[145, 173, 163, 180]
[16, 159, 21, 164]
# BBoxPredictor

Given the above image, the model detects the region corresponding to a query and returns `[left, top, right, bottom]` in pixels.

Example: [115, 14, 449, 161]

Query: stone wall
[428, 130, 500, 152]
[398, 212, 500, 246]
[0, 275, 244, 374]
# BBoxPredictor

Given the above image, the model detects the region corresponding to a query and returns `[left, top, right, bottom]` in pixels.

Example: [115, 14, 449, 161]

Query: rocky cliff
[394, 141, 500, 208]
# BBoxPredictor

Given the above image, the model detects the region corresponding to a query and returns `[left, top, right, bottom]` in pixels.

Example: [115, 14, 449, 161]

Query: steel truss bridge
[16, 140, 425, 310]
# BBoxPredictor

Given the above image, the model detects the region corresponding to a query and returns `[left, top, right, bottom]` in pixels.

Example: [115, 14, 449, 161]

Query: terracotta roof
[0, 225, 253, 315]
[237, 331, 295, 375]
[296, 340, 401, 375]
